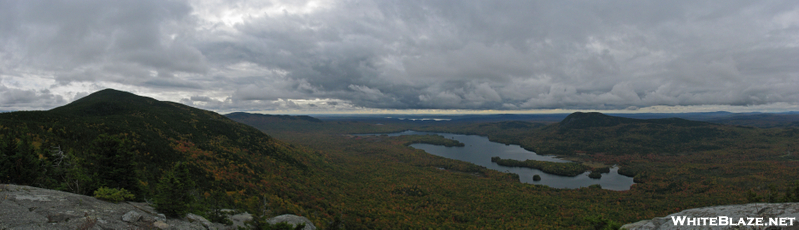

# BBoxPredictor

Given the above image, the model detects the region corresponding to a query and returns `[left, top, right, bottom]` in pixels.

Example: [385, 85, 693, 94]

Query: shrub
[250, 217, 306, 230]
[93, 187, 135, 203]
[584, 215, 622, 230]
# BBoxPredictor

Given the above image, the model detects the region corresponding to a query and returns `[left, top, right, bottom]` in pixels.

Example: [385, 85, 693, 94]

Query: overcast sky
[2, 0, 799, 114]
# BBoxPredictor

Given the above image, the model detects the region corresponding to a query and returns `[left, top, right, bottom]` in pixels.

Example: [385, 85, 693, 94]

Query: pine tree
[154, 162, 196, 217]
[63, 149, 93, 195]
[0, 133, 13, 183]
[794, 182, 799, 202]
[10, 135, 43, 185]
[84, 134, 137, 193]
[746, 189, 762, 203]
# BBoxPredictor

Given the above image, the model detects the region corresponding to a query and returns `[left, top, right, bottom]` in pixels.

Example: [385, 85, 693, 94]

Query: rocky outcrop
[266, 214, 317, 230]
[230, 212, 254, 228]
[0, 184, 228, 229]
[622, 202, 799, 230]
[0, 184, 270, 230]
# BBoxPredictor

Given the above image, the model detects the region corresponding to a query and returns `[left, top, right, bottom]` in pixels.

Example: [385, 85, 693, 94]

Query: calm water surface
[360, 130, 634, 190]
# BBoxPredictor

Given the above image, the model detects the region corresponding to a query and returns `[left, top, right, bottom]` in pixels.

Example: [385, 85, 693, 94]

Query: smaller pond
[358, 130, 634, 190]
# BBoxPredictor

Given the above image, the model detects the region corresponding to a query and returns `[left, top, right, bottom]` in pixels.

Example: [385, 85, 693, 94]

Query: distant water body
[358, 130, 634, 191]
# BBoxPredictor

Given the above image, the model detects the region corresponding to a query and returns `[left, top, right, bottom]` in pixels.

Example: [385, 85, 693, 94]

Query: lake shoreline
[356, 130, 635, 190]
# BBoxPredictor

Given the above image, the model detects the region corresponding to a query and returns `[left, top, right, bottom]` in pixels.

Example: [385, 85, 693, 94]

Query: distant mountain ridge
[313, 111, 799, 128]
[227, 112, 323, 123]
[224, 112, 340, 135]
[559, 112, 710, 129]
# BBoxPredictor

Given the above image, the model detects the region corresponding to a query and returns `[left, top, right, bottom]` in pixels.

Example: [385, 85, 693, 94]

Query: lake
[361, 130, 634, 191]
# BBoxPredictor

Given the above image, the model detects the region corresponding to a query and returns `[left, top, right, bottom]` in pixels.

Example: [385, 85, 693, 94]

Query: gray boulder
[155, 213, 167, 222]
[186, 213, 213, 229]
[230, 212, 254, 229]
[267, 214, 317, 230]
[153, 220, 170, 229]
[121, 210, 142, 222]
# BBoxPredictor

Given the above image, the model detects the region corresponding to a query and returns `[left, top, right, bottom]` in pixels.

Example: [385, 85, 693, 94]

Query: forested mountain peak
[49, 88, 195, 117]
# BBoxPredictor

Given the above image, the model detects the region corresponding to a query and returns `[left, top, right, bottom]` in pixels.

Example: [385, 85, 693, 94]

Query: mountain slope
[0, 89, 328, 225]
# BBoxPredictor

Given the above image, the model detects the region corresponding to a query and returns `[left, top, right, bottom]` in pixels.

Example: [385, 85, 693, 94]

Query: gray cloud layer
[2, 0, 799, 112]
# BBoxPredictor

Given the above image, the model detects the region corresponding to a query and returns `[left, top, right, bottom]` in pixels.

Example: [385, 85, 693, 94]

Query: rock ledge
[0, 184, 314, 230]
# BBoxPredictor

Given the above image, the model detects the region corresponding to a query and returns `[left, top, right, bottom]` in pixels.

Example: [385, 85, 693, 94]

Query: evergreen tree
[0, 133, 13, 183]
[584, 215, 622, 230]
[10, 135, 43, 185]
[63, 149, 93, 195]
[767, 184, 779, 203]
[154, 162, 196, 217]
[84, 134, 137, 193]
[40, 145, 67, 189]
[746, 189, 762, 203]
[794, 182, 799, 202]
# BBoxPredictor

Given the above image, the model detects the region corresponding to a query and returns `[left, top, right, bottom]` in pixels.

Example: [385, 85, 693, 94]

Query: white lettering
[687, 217, 697, 225]
[737, 218, 746, 226]
[719, 216, 729, 225]
[672, 216, 796, 226]
[671, 216, 686, 226]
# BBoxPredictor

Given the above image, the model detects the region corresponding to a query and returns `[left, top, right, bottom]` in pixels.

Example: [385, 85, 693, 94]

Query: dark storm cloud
[2, 0, 799, 112]
[0, 85, 66, 110]
[0, 0, 205, 83]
